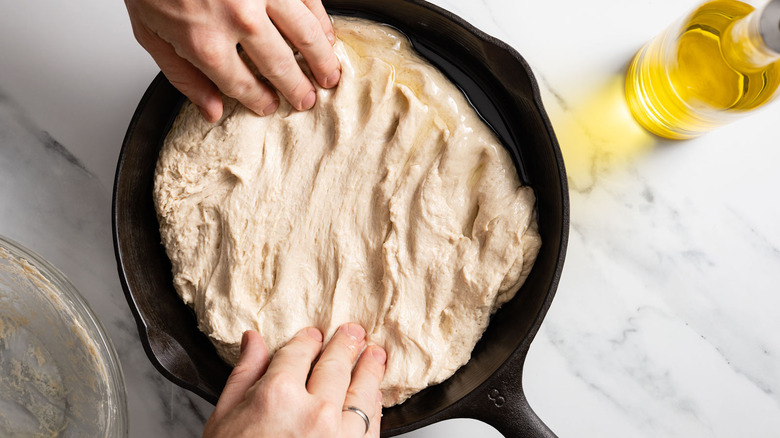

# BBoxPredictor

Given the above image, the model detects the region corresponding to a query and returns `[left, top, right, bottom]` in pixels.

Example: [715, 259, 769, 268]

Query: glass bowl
[0, 235, 127, 437]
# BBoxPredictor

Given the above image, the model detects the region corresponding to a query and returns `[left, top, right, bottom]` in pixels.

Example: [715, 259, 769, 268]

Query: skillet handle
[452, 350, 557, 437]
[468, 384, 556, 438]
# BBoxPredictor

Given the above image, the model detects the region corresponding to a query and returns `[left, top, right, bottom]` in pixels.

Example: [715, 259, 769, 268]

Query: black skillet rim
[113, 0, 569, 435]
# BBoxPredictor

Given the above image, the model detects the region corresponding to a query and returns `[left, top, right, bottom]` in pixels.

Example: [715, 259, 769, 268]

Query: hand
[125, 0, 341, 122]
[203, 323, 387, 437]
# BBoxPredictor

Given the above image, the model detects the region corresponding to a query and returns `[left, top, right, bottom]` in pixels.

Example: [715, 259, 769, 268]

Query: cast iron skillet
[112, 0, 569, 436]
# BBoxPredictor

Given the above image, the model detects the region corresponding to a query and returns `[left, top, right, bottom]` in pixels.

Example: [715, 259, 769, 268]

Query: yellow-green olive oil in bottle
[626, 0, 780, 139]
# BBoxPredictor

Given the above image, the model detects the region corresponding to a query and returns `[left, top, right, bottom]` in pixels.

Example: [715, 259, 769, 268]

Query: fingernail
[341, 323, 365, 341]
[371, 346, 387, 365]
[324, 69, 341, 88]
[240, 331, 249, 353]
[301, 90, 316, 110]
[261, 99, 278, 116]
[326, 32, 335, 45]
[304, 327, 323, 342]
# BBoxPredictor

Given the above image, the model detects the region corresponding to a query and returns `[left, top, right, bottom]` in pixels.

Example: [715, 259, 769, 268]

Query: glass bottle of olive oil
[626, 0, 780, 139]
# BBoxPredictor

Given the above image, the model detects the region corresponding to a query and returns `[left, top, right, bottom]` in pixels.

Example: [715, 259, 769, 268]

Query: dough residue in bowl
[154, 16, 540, 406]
[0, 247, 109, 436]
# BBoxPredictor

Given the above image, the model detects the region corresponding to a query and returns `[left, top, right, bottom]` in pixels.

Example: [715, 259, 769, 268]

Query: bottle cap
[761, 0, 780, 53]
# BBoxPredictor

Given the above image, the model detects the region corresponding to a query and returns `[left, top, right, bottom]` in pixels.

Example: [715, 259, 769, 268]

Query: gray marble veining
[0, 90, 215, 437]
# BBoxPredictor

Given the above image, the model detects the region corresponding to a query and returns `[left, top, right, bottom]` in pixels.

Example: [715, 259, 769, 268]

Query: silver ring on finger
[343, 405, 370, 434]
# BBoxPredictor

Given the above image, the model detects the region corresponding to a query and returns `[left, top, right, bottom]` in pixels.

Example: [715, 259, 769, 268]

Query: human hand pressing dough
[203, 323, 386, 437]
[125, 0, 341, 122]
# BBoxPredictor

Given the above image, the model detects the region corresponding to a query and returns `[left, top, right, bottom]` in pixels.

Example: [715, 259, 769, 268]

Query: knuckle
[288, 77, 313, 101]
[230, 3, 263, 34]
[222, 78, 256, 99]
[293, 332, 320, 349]
[190, 38, 224, 69]
[279, 331, 318, 355]
[318, 355, 352, 376]
[267, 371, 298, 393]
[346, 387, 374, 409]
[264, 58, 296, 81]
[310, 54, 338, 76]
[334, 333, 362, 353]
[296, 21, 321, 49]
[252, 372, 298, 404]
[360, 359, 385, 380]
[310, 399, 340, 433]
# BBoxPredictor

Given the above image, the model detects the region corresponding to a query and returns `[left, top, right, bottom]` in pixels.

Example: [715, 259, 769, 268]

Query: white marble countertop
[2, 0, 779, 436]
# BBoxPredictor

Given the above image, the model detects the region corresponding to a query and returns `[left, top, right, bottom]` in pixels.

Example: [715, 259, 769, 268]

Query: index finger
[300, 0, 335, 44]
[264, 327, 324, 383]
[267, 0, 341, 89]
[307, 323, 366, 399]
[183, 38, 279, 116]
[240, 15, 317, 111]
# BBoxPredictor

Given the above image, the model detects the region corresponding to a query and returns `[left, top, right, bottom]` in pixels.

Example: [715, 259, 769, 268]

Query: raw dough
[154, 16, 540, 406]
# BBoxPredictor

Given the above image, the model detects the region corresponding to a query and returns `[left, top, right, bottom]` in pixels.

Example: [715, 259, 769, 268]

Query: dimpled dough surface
[154, 16, 541, 406]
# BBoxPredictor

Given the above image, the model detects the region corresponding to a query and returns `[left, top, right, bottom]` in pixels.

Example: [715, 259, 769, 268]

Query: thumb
[210, 330, 270, 422]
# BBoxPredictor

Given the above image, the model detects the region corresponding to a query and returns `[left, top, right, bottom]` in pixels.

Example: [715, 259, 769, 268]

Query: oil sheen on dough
[154, 16, 541, 406]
